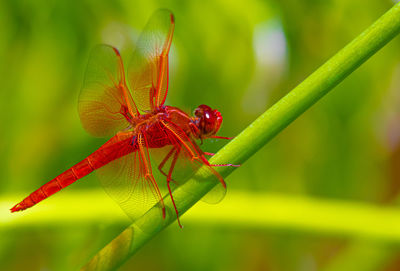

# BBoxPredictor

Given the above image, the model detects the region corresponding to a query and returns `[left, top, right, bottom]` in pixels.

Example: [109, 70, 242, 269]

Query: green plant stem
[82, 3, 400, 270]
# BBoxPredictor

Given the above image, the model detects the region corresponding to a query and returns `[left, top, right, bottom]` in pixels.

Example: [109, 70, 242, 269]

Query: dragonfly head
[193, 104, 223, 139]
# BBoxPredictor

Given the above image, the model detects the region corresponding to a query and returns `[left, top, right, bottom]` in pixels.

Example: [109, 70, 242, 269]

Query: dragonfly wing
[199, 177, 227, 204]
[96, 133, 166, 229]
[79, 44, 138, 137]
[127, 9, 174, 112]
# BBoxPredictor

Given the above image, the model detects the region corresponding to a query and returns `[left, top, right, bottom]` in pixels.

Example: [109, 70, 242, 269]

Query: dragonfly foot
[211, 163, 240, 167]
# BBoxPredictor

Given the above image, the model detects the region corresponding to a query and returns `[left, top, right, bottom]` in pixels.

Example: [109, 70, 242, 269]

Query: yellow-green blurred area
[1, 0, 400, 270]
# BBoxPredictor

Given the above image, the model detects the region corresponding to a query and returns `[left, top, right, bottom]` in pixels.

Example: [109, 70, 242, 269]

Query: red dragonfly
[10, 10, 236, 228]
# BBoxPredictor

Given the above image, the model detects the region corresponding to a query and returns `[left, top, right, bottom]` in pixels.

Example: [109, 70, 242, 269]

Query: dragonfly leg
[161, 119, 226, 188]
[138, 133, 166, 219]
[211, 135, 234, 140]
[211, 163, 240, 167]
[189, 122, 201, 138]
[157, 147, 176, 178]
[164, 145, 183, 228]
[203, 152, 239, 167]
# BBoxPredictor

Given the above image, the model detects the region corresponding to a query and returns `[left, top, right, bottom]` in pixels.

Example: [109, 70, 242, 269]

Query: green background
[1, 0, 400, 270]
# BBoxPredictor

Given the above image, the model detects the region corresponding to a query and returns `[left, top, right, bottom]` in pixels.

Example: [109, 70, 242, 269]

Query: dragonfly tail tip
[10, 204, 23, 213]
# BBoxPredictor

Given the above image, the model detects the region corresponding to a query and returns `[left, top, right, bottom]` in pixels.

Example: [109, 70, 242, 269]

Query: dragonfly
[10, 9, 237, 228]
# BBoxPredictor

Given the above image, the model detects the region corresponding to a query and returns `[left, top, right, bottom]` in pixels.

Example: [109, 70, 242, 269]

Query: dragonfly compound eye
[194, 105, 223, 138]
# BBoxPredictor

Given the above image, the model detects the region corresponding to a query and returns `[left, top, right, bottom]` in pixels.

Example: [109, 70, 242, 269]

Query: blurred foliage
[1, 0, 400, 270]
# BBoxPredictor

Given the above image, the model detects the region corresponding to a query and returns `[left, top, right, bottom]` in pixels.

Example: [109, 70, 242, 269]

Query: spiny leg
[157, 147, 176, 178]
[211, 135, 234, 140]
[160, 119, 229, 196]
[164, 145, 182, 228]
[205, 138, 239, 166]
[212, 163, 240, 167]
[138, 133, 166, 219]
[203, 152, 240, 167]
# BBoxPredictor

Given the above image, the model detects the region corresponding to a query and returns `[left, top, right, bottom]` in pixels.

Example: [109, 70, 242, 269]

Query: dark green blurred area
[1, 0, 400, 270]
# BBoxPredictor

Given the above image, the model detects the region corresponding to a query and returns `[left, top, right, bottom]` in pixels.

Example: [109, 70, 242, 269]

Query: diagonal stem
[81, 3, 400, 270]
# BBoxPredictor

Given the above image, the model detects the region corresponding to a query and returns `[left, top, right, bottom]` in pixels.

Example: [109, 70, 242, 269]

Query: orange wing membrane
[127, 9, 175, 112]
[79, 45, 138, 137]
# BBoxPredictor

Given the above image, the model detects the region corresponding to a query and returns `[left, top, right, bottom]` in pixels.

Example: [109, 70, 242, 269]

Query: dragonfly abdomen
[10, 158, 96, 212]
[10, 134, 136, 213]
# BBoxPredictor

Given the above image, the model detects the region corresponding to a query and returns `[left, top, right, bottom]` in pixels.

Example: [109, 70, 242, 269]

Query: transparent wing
[79, 44, 138, 137]
[127, 9, 175, 112]
[96, 133, 166, 227]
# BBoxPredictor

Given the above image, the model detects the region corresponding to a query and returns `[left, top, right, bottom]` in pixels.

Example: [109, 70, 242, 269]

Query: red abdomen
[11, 133, 136, 212]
